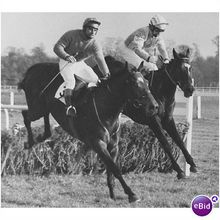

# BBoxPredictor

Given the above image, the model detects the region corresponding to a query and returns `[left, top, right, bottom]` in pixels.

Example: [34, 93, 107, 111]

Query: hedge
[1, 121, 188, 176]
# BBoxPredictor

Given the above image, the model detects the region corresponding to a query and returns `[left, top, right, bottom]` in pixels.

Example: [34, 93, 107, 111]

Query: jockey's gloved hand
[65, 55, 76, 63]
[99, 75, 110, 85]
[163, 59, 170, 64]
[147, 55, 157, 64]
[101, 73, 110, 80]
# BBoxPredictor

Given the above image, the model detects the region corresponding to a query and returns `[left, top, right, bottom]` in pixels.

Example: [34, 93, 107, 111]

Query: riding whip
[150, 48, 157, 87]
[39, 62, 69, 97]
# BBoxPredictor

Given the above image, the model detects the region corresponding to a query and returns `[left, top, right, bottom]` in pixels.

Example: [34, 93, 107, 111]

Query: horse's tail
[17, 78, 25, 91]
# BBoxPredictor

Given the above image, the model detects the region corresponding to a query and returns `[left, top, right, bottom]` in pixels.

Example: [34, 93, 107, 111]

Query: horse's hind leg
[92, 139, 139, 203]
[22, 110, 35, 149]
[106, 143, 119, 200]
[162, 117, 197, 173]
[36, 112, 52, 142]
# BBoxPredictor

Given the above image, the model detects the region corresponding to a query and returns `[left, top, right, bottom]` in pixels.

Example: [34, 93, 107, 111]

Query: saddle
[55, 75, 97, 106]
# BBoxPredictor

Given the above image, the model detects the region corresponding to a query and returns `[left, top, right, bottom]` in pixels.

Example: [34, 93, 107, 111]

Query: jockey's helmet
[83, 18, 101, 27]
[149, 15, 168, 31]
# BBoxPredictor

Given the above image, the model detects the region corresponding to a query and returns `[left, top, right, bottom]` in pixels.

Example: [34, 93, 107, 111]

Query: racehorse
[18, 57, 158, 203]
[122, 48, 197, 179]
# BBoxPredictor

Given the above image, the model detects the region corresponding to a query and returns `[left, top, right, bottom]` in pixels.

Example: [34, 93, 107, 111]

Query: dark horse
[18, 57, 158, 202]
[122, 48, 197, 178]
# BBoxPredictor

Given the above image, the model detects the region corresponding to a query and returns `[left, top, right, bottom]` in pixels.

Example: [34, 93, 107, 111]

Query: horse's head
[170, 48, 195, 97]
[124, 62, 158, 117]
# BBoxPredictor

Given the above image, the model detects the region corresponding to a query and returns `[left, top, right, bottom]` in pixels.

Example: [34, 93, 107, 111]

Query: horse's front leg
[22, 110, 35, 149]
[161, 117, 197, 173]
[106, 133, 120, 200]
[149, 116, 186, 179]
[92, 138, 139, 203]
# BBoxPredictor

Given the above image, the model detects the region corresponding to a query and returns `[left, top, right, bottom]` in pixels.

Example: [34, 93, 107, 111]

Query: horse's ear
[186, 48, 190, 58]
[124, 61, 129, 73]
[137, 61, 144, 71]
[173, 48, 179, 59]
[124, 61, 128, 69]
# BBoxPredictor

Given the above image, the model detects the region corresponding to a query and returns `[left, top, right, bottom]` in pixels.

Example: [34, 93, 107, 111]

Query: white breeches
[117, 42, 158, 71]
[59, 59, 99, 89]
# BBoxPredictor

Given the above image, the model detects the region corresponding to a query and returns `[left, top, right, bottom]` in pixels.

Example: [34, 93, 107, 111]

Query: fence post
[4, 109, 9, 130]
[10, 91, 14, 105]
[196, 96, 201, 119]
[1, 105, 28, 130]
[184, 94, 193, 176]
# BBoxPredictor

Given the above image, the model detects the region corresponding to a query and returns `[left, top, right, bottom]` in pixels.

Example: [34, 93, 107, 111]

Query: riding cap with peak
[83, 18, 101, 27]
[149, 15, 168, 31]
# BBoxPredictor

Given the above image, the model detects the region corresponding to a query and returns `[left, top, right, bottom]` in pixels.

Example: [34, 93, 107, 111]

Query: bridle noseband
[161, 57, 190, 88]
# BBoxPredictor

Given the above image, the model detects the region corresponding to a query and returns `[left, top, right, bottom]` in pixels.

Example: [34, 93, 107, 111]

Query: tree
[1, 44, 58, 85]
[212, 35, 219, 57]
[190, 43, 204, 86]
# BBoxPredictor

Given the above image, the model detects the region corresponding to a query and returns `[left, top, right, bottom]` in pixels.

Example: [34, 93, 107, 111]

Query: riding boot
[64, 89, 77, 117]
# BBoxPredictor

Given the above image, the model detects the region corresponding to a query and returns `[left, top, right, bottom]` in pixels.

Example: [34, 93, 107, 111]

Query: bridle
[159, 57, 191, 88]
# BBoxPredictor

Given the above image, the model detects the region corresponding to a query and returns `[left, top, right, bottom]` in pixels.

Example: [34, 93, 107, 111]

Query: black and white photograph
[1, 0, 219, 218]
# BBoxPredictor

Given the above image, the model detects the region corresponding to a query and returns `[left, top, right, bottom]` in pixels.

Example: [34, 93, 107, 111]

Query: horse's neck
[153, 65, 177, 100]
[95, 77, 127, 118]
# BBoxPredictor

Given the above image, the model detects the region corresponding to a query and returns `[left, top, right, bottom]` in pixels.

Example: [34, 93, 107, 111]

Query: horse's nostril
[150, 104, 158, 113]
[153, 103, 159, 111]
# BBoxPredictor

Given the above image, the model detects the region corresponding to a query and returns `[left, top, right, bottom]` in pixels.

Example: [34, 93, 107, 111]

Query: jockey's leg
[59, 59, 77, 117]
[117, 42, 143, 68]
[74, 61, 99, 85]
[117, 42, 159, 73]
[64, 89, 77, 117]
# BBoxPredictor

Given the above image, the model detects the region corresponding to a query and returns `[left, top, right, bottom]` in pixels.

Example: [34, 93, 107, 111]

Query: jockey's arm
[134, 47, 150, 61]
[128, 35, 151, 62]
[53, 43, 70, 61]
[157, 39, 169, 61]
[94, 52, 110, 78]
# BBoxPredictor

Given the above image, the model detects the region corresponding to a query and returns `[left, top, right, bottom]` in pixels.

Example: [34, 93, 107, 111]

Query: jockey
[54, 17, 110, 117]
[119, 14, 170, 72]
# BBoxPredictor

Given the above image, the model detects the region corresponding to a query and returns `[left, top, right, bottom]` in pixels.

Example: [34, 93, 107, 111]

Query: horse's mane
[105, 56, 126, 77]
[92, 55, 130, 80]
[178, 52, 189, 59]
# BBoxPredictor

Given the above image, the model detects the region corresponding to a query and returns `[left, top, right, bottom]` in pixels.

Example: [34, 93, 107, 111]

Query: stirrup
[66, 105, 77, 117]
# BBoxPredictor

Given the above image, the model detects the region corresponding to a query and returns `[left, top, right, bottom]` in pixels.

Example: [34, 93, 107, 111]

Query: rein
[92, 78, 124, 140]
[151, 57, 190, 88]
[91, 73, 138, 138]
[92, 92, 121, 141]
[92, 93, 109, 135]
[163, 65, 179, 87]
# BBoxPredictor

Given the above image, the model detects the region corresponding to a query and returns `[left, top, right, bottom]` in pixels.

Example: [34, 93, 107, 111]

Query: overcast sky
[1, 12, 219, 58]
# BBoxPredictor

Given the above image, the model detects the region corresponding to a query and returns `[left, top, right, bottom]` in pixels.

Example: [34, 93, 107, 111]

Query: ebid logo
[191, 195, 219, 216]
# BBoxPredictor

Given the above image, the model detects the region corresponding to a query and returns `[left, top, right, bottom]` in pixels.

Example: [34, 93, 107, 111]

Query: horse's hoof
[36, 134, 51, 142]
[110, 192, 116, 201]
[24, 142, 31, 149]
[190, 166, 198, 173]
[129, 194, 140, 203]
[44, 139, 54, 149]
[177, 172, 186, 179]
[36, 135, 44, 142]
[110, 196, 116, 201]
